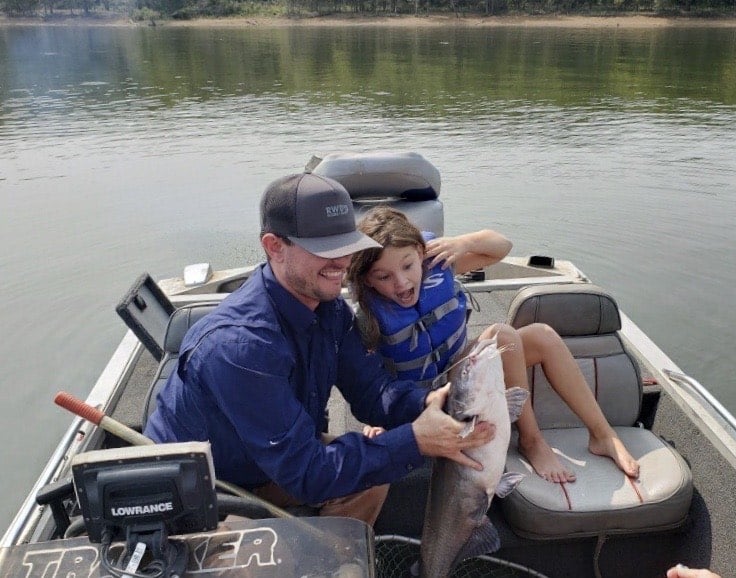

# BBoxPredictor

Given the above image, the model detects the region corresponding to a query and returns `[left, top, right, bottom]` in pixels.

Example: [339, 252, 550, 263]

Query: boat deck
[36, 257, 736, 577]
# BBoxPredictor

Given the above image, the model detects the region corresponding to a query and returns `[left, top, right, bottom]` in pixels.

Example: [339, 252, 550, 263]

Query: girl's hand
[425, 230, 511, 275]
[363, 425, 386, 439]
[425, 237, 467, 270]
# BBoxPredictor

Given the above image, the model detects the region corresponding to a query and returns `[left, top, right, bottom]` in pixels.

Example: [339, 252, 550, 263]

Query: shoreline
[3, 12, 736, 28]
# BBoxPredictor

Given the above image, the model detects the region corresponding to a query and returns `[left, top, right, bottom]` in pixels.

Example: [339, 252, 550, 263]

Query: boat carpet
[109, 347, 159, 435]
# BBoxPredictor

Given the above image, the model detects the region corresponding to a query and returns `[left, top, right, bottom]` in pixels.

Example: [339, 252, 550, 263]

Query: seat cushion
[502, 427, 693, 539]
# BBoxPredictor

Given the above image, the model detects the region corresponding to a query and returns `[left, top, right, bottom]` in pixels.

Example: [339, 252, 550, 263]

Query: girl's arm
[425, 229, 512, 275]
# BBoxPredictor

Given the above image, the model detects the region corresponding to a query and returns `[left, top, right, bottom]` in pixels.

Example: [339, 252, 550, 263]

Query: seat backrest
[309, 151, 445, 237]
[141, 302, 219, 428]
[162, 302, 219, 355]
[507, 284, 642, 429]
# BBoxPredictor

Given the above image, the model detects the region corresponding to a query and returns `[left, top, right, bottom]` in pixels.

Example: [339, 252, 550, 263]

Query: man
[145, 172, 493, 525]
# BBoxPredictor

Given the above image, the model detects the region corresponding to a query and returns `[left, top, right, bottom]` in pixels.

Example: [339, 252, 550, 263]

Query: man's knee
[319, 484, 389, 526]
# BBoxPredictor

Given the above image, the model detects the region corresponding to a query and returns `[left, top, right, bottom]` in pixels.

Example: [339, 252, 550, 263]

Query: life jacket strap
[416, 371, 450, 389]
[383, 324, 467, 375]
[382, 297, 460, 347]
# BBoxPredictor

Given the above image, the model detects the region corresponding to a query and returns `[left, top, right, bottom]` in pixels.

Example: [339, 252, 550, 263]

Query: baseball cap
[260, 173, 382, 259]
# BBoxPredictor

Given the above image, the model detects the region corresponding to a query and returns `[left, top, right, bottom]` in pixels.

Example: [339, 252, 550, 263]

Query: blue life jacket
[370, 259, 467, 388]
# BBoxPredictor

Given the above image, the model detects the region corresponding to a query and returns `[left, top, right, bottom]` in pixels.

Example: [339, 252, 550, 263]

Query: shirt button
[406, 464, 414, 471]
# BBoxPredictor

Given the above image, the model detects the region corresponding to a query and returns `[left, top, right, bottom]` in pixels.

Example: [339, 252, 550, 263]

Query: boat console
[71, 442, 217, 576]
[4, 442, 374, 577]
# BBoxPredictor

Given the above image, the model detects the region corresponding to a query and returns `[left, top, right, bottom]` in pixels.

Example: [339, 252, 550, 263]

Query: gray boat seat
[141, 302, 218, 428]
[501, 284, 693, 540]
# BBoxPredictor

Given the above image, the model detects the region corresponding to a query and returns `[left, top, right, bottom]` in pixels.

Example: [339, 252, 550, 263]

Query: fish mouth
[445, 339, 495, 375]
[469, 338, 498, 357]
[446, 338, 510, 375]
[457, 415, 478, 439]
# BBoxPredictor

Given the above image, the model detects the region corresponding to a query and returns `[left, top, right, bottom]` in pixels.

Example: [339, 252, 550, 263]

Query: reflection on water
[1, 24, 735, 529]
[3, 26, 736, 113]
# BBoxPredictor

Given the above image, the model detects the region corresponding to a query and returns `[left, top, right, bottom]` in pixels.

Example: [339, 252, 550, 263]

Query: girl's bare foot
[589, 434, 640, 478]
[519, 435, 576, 483]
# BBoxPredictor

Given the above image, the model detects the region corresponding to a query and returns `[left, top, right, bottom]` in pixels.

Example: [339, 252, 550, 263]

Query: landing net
[375, 535, 550, 578]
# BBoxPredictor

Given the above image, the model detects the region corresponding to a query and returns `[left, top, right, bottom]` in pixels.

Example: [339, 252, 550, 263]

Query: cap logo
[325, 204, 349, 218]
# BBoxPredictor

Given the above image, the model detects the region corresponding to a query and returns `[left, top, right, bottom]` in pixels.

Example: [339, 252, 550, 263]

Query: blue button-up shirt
[145, 263, 427, 504]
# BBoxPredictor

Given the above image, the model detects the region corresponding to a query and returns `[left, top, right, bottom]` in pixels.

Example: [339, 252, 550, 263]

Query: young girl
[347, 206, 639, 483]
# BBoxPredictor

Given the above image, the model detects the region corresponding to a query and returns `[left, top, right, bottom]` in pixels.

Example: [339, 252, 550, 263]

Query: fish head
[446, 337, 506, 420]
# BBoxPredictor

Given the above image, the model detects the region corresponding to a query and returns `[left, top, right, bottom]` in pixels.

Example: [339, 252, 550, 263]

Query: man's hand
[425, 383, 451, 408]
[667, 566, 721, 578]
[413, 386, 495, 470]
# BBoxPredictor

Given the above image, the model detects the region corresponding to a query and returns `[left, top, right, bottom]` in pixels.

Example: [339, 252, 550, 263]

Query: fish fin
[505, 387, 529, 423]
[458, 415, 477, 439]
[454, 516, 501, 563]
[495, 471, 525, 498]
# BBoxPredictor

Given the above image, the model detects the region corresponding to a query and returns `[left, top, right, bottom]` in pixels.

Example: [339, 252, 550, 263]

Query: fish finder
[72, 441, 218, 577]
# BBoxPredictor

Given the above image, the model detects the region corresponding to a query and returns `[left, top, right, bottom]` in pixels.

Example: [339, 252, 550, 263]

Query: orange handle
[54, 391, 105, 425]
[54, 391, 154, 446]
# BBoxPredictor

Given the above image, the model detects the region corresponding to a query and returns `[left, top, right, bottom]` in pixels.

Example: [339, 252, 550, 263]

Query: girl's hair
[347, 206, 426, 350]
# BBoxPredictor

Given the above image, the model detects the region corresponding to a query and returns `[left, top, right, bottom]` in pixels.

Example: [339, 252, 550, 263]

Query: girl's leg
[517, 323, 640, 479]
[480, 324, 576, 483]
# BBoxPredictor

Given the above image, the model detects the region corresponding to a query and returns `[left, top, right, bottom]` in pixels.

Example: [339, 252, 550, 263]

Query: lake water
[1, 22, 735, 531]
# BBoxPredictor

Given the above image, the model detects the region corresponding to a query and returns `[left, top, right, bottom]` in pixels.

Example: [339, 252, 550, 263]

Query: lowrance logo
[110, 502, 174, 517]
[325, 204, 349, 217]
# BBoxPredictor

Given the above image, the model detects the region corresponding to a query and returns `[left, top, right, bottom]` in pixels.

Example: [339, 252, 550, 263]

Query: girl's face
[365, 244, 424, 308]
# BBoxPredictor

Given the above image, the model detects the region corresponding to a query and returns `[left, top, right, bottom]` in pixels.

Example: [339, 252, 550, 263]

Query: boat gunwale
[0, 331, 143, 548]
[619, 313, 736, 470]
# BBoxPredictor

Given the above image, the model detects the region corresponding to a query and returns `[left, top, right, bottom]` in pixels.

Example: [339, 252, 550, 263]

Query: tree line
[2, 0, 734, 22]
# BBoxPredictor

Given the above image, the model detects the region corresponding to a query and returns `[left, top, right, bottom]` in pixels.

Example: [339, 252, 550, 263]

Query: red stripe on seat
[559, 482, 573, 511]
[628, 476, 644, 504]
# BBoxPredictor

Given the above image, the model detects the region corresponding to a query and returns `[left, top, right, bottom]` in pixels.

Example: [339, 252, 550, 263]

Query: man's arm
[335, 315, 427, 428]
[203, 337, 424, 505]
